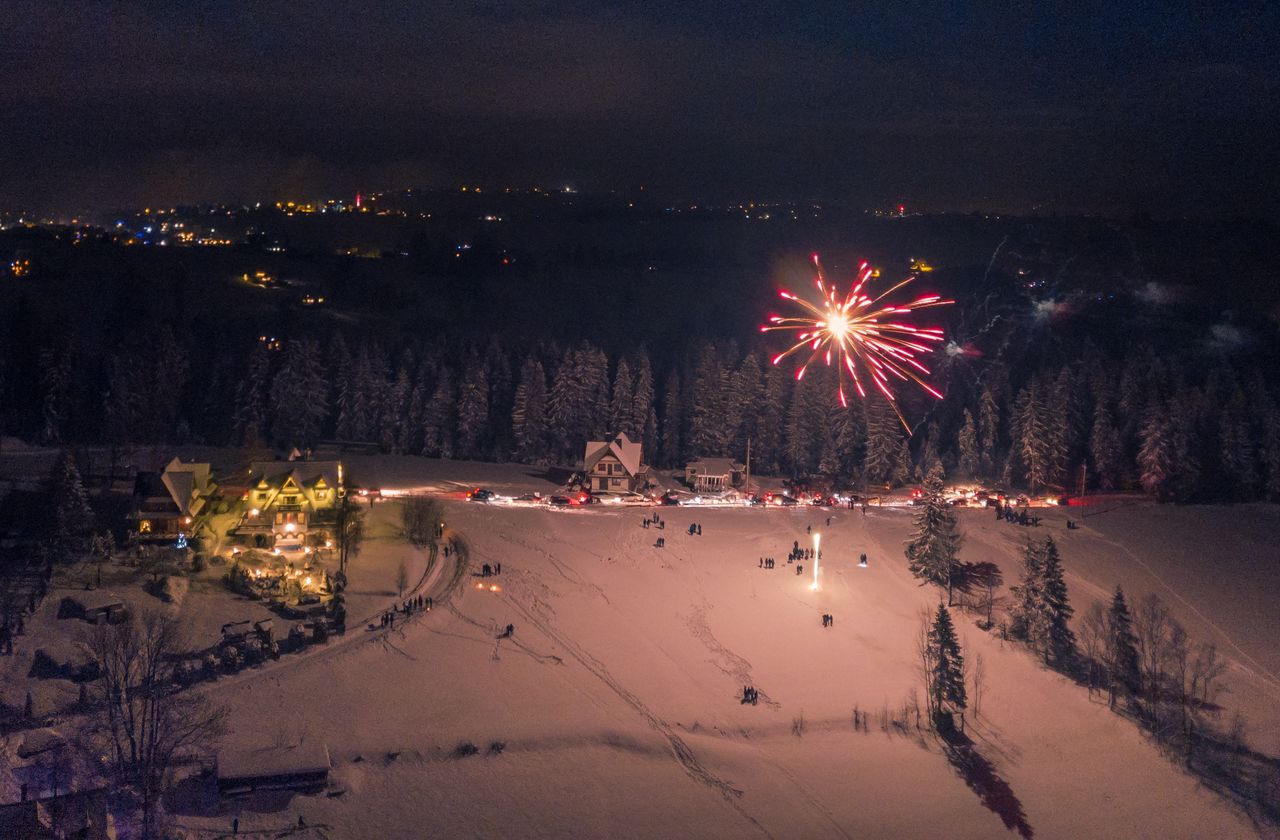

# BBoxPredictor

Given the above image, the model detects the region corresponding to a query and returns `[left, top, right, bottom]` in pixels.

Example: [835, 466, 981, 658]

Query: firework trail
[761, 254, 952, 431]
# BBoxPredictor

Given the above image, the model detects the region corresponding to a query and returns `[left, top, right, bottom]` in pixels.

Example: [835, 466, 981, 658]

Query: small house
[684, 458, 745, 493]
[583, 433, 648, 493]
[129, 457, 214, 539]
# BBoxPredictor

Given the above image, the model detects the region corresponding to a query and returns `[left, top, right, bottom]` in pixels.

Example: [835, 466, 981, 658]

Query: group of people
[498, 623, 515, 639]
[821, 613, 835, 627]
[996, 503, 1042, 527]
[381, 594, 432, 628]
[480, 562, 502, 577]
[758, 557, 776, 569]
[641, 513, 665, 530]
[741, 685, 760, 705]
[686, 522, 704, 536]
[654, 536, 666, 548]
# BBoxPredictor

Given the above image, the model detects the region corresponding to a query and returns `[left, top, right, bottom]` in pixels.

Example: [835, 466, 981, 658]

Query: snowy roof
[160, 458, 212, 517]
[218, 741, 331, 782]
[583, 432, 643, 476]
[248, 460, 342, 490]
[686, 458, 743, 475]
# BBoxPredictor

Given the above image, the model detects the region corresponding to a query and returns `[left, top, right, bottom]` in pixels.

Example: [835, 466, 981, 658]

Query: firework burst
[761, 254, 952, 431]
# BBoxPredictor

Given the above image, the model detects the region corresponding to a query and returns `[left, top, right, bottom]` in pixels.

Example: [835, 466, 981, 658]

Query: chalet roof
[583, 432, 642, 476]
[248, 460, 342, 491]
[134, 458, 212, 517]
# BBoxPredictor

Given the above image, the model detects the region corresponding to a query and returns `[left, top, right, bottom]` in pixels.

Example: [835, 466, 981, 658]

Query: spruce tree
[905, 467, 961, 602]
[958, 409, 979, 478]
[862, 400, 899, 486]
[927, 603, 968, 726]
[1106, 586, 1141, 708]
[1137, 406, 1172, 498]
[512, 357, 548, 462]
[49, 451, 93, 558]
[1038, 536, 1076, 664]
[978, 383, 1000, 475]
[659, 371, 682, 467]
[455, 355, 490, 459]
[1089, 401, 1123, 490]
[630, 352, 656, 455]
[609, 358, 634, 437]
[422, 367, 455, 458]
[1017, 381, 1051, 492]
[1009, 538, 1044, 642]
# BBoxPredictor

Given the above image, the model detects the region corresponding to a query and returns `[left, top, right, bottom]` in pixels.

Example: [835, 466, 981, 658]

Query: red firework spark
[761, 254, 952, 431]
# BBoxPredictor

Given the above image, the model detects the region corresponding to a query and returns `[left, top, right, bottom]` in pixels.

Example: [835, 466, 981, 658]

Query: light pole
[812, 532, 821, 590]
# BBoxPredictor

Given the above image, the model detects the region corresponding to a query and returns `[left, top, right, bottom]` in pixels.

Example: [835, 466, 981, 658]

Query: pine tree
[1264, 405, 1280, 501]
[483, 338, 513, 459]
[233, 345, 271, 447]
[1038, 536, 1076, 664]
[1089, 401, 1123, 490]
[268, 339, 328, 448]
[905, 467, 961, 602]
[1009, 539, 1044, 642]
[630, 351, 656, 455]
[1017, 381, 1051, 491]
[689, 345, 724, 456]
[958, 409, 979, 478]
[659, 370, 682, 467]
[512, 357, 549, 463]
[455, 354, 490, 459]
[1137, 406, 1173, 499]
[756, 366, 788, 474]
[609, 358, 634, 437]
[927, 603, 968, 726]
[863, 400, 899, 485]
[893, 435, 913, 486]
[548, 346, 584, 460]
[785, 375, 815, 475]
[581, 344, 611, 441]
[1106, 586, 1141, 707]
[423, 367, 455, 458]
[978, 383, 1001, 475]
[49, 451, 93, 558]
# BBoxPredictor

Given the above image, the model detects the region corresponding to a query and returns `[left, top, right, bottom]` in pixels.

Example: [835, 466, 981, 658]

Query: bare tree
[82, 610, 226, 838]
[395, 560, 408, 597]
[1186, 642, 1228, 744]
[971, 652, 986, 719]
[1133, 594, 1171, 704]
[400, 495, 442, 548]
[335, 494, 365, 575]
[1078, 601, 1109, 697]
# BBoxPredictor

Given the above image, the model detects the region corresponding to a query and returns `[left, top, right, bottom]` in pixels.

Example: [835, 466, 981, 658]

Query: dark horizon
[3, 1, 1278, 220]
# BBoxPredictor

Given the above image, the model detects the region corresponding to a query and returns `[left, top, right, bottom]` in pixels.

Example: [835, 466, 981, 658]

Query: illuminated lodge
[232, 460, 344, 540]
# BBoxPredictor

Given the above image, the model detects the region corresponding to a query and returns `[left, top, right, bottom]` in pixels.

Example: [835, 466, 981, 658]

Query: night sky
[3, 1, 1278, 217]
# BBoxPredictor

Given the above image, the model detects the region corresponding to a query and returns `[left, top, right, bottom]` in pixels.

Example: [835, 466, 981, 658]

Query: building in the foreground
[583, 432, 648, 493]
[235, 460, 343, 539]
[684, 457, 745, 493]
[0, 787, 116, 839]
[128, 457, 214, 540]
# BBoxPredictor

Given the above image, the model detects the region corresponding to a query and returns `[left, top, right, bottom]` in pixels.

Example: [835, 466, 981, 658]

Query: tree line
[8, 321, 1280, 499]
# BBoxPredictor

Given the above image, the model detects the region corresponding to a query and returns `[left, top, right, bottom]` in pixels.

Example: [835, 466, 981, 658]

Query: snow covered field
[167, 459, 1273, 838]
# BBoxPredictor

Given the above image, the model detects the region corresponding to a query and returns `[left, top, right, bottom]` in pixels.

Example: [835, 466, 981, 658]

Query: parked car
[549, 495, 572, 506]
[467, 487, 496, 502]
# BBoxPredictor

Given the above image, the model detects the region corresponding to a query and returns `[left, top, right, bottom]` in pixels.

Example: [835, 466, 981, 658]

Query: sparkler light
[762, 254, 952, 431]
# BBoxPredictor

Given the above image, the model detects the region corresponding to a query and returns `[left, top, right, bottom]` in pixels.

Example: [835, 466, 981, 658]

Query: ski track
[1087, 533, 1280, 698]
[500, 591, 775, 839]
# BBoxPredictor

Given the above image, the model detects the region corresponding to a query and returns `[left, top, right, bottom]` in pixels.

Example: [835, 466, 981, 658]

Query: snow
[3, 455, 1275, 836]
[166, 463, 1263, 838]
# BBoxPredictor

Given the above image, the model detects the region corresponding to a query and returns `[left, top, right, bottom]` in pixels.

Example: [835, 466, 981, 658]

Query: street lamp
[811, 532, 821, 590]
